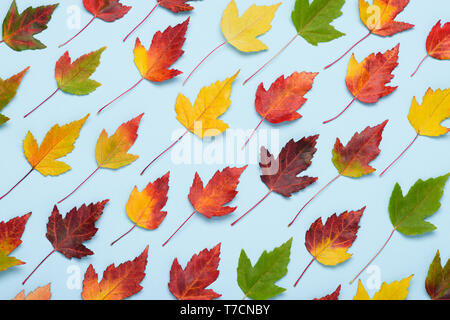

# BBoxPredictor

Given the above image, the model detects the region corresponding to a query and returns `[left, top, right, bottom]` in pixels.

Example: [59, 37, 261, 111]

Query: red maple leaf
[169, 244, 221, 300]
[159, 0, 194, 13]
[83, 0, 131, 22]
[314, 285, 341, 300]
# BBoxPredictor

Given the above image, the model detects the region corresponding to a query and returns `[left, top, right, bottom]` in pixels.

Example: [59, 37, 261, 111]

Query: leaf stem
[379, 134, 419, 177]
[24, 88, 60, 118]
[58, 167, 100, 204]
[241, 117, 265, 150]
[288, 174, 341, 227]
[0, 168, 34, 201]
[140, 131, 188, 175]
[411, 55, 429, 77]
[231, 190, 272, 226]
[110, 224, 137, 246]
[22, 250, 56, 285]
[183, 42, 227, 86]
[162, 210, 196, 247]
[123, 3, 159, 42]
[350, 228, 396, 284]
[294, 257, 316, 287]
[243, 34, 298, 85]
[98, 78, 144, 114]
[323, 97, 357, 124]
[58, 16, 96, 48]
[324, 32, 371, 70]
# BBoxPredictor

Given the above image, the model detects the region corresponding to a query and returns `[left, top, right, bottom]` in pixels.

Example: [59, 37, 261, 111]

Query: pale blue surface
[0, 0, 449, 300]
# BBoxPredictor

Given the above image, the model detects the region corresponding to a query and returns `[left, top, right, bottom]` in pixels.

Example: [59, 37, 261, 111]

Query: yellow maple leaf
[353, 275, 413, 300]
[176, 71, 239, 138]
[408, 88, 450, 137]
[23, 114, 89, 176]
[221, 0, 281, 52]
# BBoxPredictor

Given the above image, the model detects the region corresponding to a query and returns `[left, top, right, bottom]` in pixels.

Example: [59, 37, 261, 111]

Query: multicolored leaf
[354, 276, 413, 300]
[0, 213, 31, 272]
[1, 1, 58, 51]
[169, 244, 221, 300]
[426, 20, 450, 60]
[13, 284, 51, 300]
[0, 67, 29, 125]
[83, 0, 131, 22]
[82, 246, 149, 300]
[426, 250, 450, 300]
[237, 238, 292, 300]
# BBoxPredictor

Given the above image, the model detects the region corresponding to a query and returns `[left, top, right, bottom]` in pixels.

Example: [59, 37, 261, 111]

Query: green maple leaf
[389, 174, 450, 236]
[237, 238, 292, 300]
[426, 250, 450, 300]
[291, 0, 345, 45]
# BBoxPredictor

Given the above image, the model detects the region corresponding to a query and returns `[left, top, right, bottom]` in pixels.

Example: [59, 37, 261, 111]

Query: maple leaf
[289, 121, 387, 227]
[0, 115, 89, 201]
[412, 21, 450, 77]
[59, 0, 131, 47]
[245, 0, 345, 84]
[1, 1, 58, 51]
[237, 238, 292, 300]
[243, 72, 318, 148]
[25, 48, 107, 118]
[111, 172, 170, 246]
[169, 244, 221, 300]
[13, 284, 51, 300]
[426, 250, 450, 300]
[0, 67, 29, 125]
[82, 246, 149, 300]
[294, 208, 365, 286]
[99, 19, 189, 114]
[123, 0, 195, 42]
[22, 200, 108, 285]
[314, 285, 341, 300]
[0, 213, 31, 273]
[58, 114, 143, 203]
[183, 0, 280, 85]
[232, 136, 318, 226]
[351, 174, 449, 283]
[325, 0, 413, 69]
[324, 45, 399, 124]
[163, 166, 246, 246]
[141, 71, 239, 174]
[354, 276, 413, 300]
[381, 88, 450, 176]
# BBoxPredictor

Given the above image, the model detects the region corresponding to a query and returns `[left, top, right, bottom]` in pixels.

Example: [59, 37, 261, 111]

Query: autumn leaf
[111, 172, 170, 246]
[426, 250, 450, 300]
[294, 208, 365, 286]
[169, 244, 221, 300]
[381, 88, 450, 176]
[99, 19, 189, 114]
[324, 45, 399, 124]
[243, 72, 318, 148]
[325, 0, 413, 69]
[238, 238, 292, 300]
[141, 71, 239, 175]
[163, 166, 246, 246]
[1, 0, 58, 51]
[245, 0, 344, 83]
[25, 48, 107, 118]
[123, 0, 195, 42]
[58, 114, 143, 203]
[82, 246, 149, 300]
[59, 0, 131, 47]
[0, 67, 29, 125]
[412, 21, 450, 77]
[0, 213, 31, 273]
[351, 174, 449, 283]
[354, 276, 413, 300]
[184, 0, 280, 85]
[314, 285, 341, 300]
[13, 284, 51, 300]
[22, 200, 108, 285]
[232, 136, 318, 226]
[0, 115, 89, 201]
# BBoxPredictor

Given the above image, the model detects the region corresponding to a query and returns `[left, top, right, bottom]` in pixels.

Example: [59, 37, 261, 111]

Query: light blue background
[0, 0, 449, 300]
